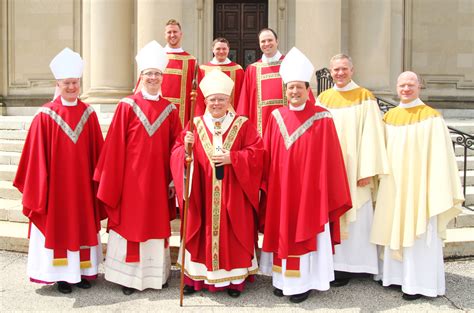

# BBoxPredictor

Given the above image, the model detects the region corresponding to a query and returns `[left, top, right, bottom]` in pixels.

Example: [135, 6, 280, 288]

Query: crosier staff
[179, 61, 199, 307]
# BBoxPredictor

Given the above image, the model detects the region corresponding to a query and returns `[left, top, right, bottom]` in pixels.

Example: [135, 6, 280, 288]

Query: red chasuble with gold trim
[170, 113, 264, 271]
[161, 51, 197, 127]
[94, 93, 182, 244]
[237, 56, 315, 136]
[260, 103, 352, 259]
[14, 97, 105, 256]
[195, 62, 245, 115]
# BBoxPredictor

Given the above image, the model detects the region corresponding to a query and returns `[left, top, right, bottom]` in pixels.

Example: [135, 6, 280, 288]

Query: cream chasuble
[371, 102, 463, 258]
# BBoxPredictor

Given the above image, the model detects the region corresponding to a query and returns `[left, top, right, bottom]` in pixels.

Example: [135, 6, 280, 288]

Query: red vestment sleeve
[195, 68, 206, 116]
[87, 112, 107, 221]
[93, 102, 128, 227]
[295, 119, 352, 249]
[14, 114, 50, 219]
[229, 121, 264, 211]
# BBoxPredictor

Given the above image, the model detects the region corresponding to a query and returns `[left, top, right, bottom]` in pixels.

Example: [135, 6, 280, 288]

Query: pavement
[0, 251, 473, 312]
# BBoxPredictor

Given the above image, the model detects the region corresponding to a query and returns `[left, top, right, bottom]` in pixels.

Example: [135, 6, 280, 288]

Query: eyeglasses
[142, 71, 163, 78]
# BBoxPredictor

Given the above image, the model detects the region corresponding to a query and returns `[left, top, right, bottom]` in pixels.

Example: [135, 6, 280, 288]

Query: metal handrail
[316, 68, 473, 210]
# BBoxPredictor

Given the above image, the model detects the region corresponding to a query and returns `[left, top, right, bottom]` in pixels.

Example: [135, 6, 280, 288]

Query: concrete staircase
[0, 115, 473, 260]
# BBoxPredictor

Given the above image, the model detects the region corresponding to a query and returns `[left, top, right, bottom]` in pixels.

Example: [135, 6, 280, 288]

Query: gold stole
[164, 53, 196, 126]
[255, 61, 287, 134]
[194, 115, 247, 270]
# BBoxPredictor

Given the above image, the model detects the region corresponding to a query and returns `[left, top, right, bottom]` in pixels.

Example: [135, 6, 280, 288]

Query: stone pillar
[348, 0, 392, 91]
[293, 0, 342, 85]
[82, 0, 134, 104]
[0, 1, 5, 114]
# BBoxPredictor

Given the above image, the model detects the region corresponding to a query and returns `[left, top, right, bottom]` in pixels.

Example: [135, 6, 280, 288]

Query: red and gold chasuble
[161, 51, 197, 127]
[237, 57, 287, 135]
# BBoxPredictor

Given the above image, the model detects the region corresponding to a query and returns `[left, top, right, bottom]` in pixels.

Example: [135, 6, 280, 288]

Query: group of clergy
[14, 19, 463, 305]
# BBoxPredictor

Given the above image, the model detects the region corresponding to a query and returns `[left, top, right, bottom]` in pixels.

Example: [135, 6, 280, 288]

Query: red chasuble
[261, 103, 352, 259]
[170, 113, 264, 271]
[195, 62, 245, 115]
[14, 97, 105, 251]
[237, 56, 315, 136]
[161, 51, 197, 127]
[94, 93, 182, 242]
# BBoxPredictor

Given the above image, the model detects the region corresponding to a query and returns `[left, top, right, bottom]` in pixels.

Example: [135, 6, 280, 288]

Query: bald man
[371, 71, 463, 300]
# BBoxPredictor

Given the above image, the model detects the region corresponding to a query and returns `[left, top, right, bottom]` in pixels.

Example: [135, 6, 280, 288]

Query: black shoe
[57, 281, 72, 294]
[75, 279, 91, 289]
[402, 293, 422, 301]
[330, 277, 350, 287]
[162, 282, 169, 289]
[182, 285, 195, 295]
[227, 289, 241, 298]
[273, 288, 284, 297]
[289, 290, 310, 303]
[122, 286, 135, 295]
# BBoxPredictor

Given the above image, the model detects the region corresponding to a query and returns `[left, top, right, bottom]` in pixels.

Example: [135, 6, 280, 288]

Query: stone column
[348, 0, 393, 91]
[0, 1, 5, 114]
[135, 0, 190, 76]
[293, 0, 342, 85]
[82, 0, 134, 104]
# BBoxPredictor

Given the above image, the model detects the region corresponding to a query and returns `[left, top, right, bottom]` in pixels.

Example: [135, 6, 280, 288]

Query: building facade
[0, 0, 473, 115]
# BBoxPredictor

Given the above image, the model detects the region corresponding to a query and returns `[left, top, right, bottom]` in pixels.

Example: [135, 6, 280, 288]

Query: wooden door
[214, 0, 268, 68]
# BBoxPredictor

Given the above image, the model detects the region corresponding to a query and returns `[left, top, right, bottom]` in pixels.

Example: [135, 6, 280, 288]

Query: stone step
[0, 199, 25, 223]
[0, 129, 28, 140]
[0, 200, 183, 234]
[0, 140, 25, 153]
[0, 221, 181, 263]
[447, 207, 474, 229]
[0, 181, 21, 200]
[455, 145, 474, 157]
[465, 186, 474, 206]
[460, 170, 474, 186]
[457, 156, 474, 171]
[0, 165, 18, 181]
[0, 151, 21, 165]
[446, 119, 474, 135]
[1, 221, 472, 260]
[0, 116, 32, 130]
[443, 227, 474, 258]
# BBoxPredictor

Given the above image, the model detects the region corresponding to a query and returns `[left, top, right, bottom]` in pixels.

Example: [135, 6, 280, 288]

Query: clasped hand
[184, 131, 231, 166]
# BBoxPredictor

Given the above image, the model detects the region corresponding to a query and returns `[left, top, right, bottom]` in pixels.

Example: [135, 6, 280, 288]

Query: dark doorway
[214, 0, 268, 68]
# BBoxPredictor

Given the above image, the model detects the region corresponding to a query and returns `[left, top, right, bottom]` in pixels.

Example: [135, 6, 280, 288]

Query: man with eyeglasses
[94, 41, 182, 295]
[171, 69, 264, 298]
[195, 37, 244, 115]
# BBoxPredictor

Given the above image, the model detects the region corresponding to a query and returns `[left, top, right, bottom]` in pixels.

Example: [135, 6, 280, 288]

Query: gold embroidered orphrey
[164, 54, 196, 126]
[272, 109, 332, 149]
[255, 61, 287, 134]
[38, 105, 95, 144]
[194, 115, 247, 271]
[121, 98, 176, 137]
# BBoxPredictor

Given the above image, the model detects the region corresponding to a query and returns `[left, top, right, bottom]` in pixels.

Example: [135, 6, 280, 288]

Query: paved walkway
[1, 251, 473, 312]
